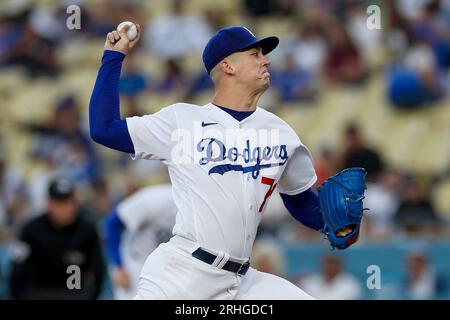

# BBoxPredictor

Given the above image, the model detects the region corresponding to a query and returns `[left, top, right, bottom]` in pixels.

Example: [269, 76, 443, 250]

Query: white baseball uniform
[126, 102, 317, 299]
[112, 184, 290, 299]
[112, 183, 177, 300]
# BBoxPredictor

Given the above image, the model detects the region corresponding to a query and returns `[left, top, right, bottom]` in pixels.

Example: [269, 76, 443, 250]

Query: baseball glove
[318, 167, 368, 250]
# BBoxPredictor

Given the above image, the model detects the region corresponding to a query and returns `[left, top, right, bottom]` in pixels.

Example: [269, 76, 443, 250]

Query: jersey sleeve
[116, 187, 160, 232]
[115, 184, 177, 232]
[277, 143, 317, 195]
[126, 105, 177, 161]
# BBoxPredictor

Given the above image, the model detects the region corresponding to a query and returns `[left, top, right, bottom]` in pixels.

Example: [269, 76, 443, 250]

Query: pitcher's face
[231, 46, 272, 91]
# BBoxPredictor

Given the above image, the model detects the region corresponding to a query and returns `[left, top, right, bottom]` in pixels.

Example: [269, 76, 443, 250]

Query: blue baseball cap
[202, 26, 279, 74]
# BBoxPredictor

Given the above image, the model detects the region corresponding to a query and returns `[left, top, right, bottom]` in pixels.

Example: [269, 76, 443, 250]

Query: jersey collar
[205, 103, 260, 128]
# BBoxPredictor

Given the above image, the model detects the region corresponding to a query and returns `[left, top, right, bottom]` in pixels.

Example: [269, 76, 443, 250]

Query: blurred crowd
[1, 0, 450, 300]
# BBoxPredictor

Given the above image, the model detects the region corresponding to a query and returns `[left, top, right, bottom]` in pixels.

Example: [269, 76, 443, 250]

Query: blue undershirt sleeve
[89, 50, 135, 153]
[104, 209, 125, 267]
[280, 188, 324, 231]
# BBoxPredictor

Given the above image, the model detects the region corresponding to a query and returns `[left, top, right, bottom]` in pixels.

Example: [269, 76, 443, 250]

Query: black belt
[192, 248, 250, 276]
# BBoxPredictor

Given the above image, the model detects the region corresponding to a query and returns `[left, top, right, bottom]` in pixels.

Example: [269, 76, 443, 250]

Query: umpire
[9, 178, 105, 299]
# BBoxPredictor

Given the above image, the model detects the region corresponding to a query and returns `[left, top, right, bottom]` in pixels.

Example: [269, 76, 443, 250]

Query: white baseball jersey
[126, 102, 316, 259]
[114, 183, 177, 299]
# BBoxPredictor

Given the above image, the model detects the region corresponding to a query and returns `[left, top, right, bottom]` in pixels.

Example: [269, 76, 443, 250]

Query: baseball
[117, 21, 138, 41]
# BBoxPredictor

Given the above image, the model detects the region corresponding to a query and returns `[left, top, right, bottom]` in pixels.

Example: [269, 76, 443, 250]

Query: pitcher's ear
[220, 59, 235, 76]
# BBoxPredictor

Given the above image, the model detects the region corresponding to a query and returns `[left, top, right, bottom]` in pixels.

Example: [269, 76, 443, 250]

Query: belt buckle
[236, 261, 250, 275]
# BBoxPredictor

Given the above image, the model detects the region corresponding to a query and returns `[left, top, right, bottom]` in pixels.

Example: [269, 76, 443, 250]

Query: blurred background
[1, 0, 450, 300]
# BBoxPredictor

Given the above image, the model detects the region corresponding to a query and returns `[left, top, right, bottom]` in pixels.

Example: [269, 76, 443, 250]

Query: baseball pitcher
[89, 24, 367, 299]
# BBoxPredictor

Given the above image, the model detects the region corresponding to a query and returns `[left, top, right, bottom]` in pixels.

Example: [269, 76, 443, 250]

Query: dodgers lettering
[197, 138, 288, 179]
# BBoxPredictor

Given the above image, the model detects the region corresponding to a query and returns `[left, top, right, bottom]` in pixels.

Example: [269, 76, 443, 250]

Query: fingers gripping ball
[318, 167, 368, 250]
[117, 21, 138, 41]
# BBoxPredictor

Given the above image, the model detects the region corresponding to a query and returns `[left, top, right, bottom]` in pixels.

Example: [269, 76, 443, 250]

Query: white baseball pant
[134, 235, 314, 300]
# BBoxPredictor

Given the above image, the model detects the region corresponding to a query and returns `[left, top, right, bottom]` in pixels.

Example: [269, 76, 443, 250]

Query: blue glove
[318, 167, 368, 249]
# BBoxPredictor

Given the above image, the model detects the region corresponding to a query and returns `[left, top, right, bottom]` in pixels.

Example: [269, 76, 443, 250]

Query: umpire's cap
[48, 178, 74, 200]
[202, 26, 279, 74]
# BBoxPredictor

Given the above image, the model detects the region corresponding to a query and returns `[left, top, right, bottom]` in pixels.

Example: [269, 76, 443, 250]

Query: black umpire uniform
[9, 178, 105, 299]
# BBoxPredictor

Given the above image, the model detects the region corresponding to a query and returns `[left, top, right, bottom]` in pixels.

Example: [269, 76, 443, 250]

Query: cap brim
[50, 193, 73, 201]
[244, 36, 279, 55]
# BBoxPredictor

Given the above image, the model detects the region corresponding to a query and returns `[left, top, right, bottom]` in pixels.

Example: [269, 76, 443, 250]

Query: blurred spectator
[27, 154, 60, 215]
[68, 2, 114, 39]
[289, 21, 326, 76]
[297, 254, 362, 300]
[243, 0, 273, 17]
[244, 0, 298, 18]
[83, 179, 114, 222]
[386, 0, 447, 108]
[401, 250, 448, 299]
[24, 95, 101, 186]
[313, 147, 339, 189]
[394, 176, 440, 237]
[9, 178, 105, 299]
[202, 8, 226, 31]
[442, 0, 450, 25]
[403, 37, 439, 79]
[387, 36, 444, 109]
[27, 3, 64, 43]
[385, 0, 411, 55]
[0, 5, 60, 77]
[323, 22, 368, 86]
[184, 70, 214, 102]
[345, 2, 383, 58]
[271, 52, 317, 102]
[155, 59, 188, 93]
[119, 53, 148, 99]
[270, 0, 298, 17]
[0, 13, 22, 65]
[340, 124, 384, 180]
[395, 0, 433, 21]
[410, 0, 450, 70]
[144, 0, 213, 60]
[0, 156, 29, 230]
[363, 170, 403, 241]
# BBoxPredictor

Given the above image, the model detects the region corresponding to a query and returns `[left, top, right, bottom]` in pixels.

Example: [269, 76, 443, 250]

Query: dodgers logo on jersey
[196, 138, 288, 179]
